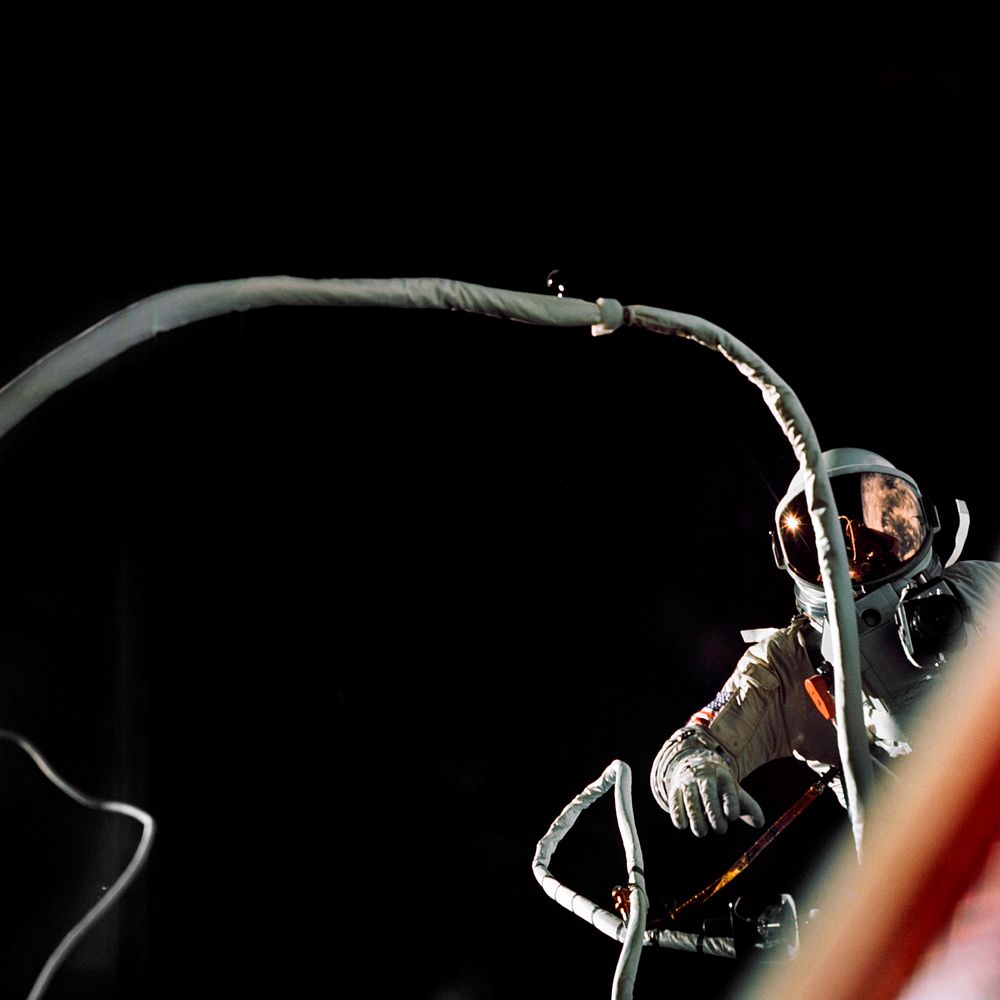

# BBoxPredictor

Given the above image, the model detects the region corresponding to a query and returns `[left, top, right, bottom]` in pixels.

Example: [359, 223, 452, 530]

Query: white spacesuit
[650, 448, 1000, 837]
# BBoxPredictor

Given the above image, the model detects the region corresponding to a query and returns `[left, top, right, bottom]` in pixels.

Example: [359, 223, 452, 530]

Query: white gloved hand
[666, 749, 765, 837]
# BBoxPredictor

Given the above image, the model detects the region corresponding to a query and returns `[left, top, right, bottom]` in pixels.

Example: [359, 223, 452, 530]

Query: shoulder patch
[688, 688, 734, 727]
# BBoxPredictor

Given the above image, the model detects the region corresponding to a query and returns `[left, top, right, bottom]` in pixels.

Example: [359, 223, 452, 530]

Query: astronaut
[650, 447, 1000, 837]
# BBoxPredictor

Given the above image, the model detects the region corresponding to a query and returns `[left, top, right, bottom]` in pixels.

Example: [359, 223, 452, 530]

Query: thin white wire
[0, 729, 155, 1000]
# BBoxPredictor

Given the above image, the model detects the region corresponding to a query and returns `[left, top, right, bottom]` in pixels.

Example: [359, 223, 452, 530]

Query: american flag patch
[689, 689, 732, 727]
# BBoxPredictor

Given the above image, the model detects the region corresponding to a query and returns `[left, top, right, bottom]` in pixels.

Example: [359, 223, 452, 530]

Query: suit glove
[664, 748, 765, 837]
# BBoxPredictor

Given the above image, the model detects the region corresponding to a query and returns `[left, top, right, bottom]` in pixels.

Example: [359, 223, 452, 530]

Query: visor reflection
[779, 473, 927, 586]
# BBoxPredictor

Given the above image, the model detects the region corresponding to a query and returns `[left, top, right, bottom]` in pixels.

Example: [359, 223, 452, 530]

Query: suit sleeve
[651, 625, 803, 809]
[650, 619, 839, 816]
[690, 629, 800, 781]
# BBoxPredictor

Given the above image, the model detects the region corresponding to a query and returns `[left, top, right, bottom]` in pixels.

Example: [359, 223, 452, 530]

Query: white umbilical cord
[533, 761, 648, 999]
[533, 760, 736, 1000]
[0, 275, 869, 989]
[0, 729, 155, 1000]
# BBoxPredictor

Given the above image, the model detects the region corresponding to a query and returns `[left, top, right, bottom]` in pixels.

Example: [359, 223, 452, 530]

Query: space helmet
[771, 448, 940, 618]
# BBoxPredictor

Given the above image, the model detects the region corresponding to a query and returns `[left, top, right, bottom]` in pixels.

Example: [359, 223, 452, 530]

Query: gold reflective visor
[779, 472, 927, 586]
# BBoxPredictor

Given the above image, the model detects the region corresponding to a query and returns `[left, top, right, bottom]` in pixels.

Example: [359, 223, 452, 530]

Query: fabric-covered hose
[621, 304, 871, 854]
[532, 759, 736, 1000]
[0, 277, 865, 998]
[0, 279, 868, 852]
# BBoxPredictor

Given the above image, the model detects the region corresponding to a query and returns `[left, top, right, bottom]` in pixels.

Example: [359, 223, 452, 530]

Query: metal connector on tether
[591, 297, 625, 336]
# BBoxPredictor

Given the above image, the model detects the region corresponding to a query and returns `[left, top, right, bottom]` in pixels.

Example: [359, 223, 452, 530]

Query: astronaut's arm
[649, 723, 765, 836]
[650, 635, 797, 836]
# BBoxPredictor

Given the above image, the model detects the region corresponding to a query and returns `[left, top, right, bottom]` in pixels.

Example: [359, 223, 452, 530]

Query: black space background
[0, 41, 997, 1000]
